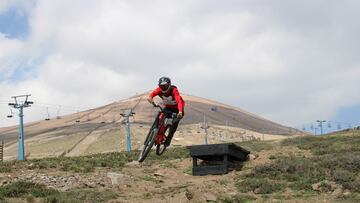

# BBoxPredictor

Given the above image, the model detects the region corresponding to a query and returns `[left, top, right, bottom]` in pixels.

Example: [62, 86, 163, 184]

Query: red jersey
[149, 86, 185, 111]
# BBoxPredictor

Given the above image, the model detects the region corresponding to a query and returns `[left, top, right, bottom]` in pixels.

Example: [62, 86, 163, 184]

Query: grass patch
[236, 178, 284, 194]
[0, 161, 14, 173]
[183, 166, 192, 175]
[44, 189, 118, 203]
[11, 146, 190, 173]
[281, 134, 360, 155]
[141, 175, 163, 184]
[0, 181, 117, 202]
[143, 192, 152, 199]
[218, 193, 257, 202]
[235, 133, 360, 199]
[236, 140, 275, 153]
[143, 147, 190, 162]
[0, 181, 58, 198]
[160, 160, 177, 168]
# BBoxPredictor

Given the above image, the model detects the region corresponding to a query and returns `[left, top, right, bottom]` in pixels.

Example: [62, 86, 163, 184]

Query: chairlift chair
[75, 111, 80, 123]
[101, 114, 105, 123]
[211, 106, 218, 112]
[45, 107, 51, 121]
[7, 107, 14, 118]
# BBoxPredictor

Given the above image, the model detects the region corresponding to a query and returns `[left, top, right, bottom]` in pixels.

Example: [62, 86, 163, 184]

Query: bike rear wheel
[138, 127, 158, 162]
[156, 143, 167, 155]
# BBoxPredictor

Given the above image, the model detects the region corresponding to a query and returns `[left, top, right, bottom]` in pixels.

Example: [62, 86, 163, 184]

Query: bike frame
[152, 103, 176, 145]
[155, 112, 168, 145]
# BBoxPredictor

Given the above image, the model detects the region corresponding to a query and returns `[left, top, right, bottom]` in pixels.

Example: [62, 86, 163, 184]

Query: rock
[84, 182, 96, 188]
[332, 187, 343, 197]
[184, 189, 193, 200]
[107, 172, 130, 185]
[343, 190, 351, 196]
[247, 154, 257, 161]
[312, 180, 341, 193]
[27, 163, 34, 169]
[154, 172, 165, 177]
[254, 188, 261, 194]
[125, 161, 140, 167]
[204, 193, 217, 202]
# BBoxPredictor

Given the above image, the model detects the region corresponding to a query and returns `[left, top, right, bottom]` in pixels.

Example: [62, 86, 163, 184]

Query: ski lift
[7, 107, 14, 118]
[101, 114, 105, 123]
[75, 111, 80, 123]
[45, 107, 50, 121]
[211, 106, 218, 112]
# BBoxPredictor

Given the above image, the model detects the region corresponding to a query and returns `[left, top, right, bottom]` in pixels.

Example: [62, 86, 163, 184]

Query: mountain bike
[138, 102, 179, 162]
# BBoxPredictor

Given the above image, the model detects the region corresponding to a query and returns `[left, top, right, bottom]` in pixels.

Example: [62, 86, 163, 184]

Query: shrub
[0, 162, 13, 173]
[236, 178, 284, 194]
[218, 194, 256, 203]
[252, 156, 325, 183]
[0, 181, 58, 198]
[44, 189, 117, 203]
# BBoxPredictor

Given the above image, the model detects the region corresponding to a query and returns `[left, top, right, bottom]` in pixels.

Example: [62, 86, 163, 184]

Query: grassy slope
[0, 130, 359, 202]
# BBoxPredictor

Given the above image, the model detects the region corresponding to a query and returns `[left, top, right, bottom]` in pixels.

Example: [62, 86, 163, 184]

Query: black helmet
[158, 77, 171, 93]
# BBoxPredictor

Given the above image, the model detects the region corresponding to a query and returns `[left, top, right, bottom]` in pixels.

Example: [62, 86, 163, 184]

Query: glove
[147, 97, 153, 104]
[177, 111, 183, 119]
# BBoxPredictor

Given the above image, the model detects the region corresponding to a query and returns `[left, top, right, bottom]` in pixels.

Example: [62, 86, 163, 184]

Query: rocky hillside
[0, 129, 359, 202]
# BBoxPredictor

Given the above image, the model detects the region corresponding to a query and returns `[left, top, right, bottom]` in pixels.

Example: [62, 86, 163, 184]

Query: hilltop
[0, 92, 302, 160]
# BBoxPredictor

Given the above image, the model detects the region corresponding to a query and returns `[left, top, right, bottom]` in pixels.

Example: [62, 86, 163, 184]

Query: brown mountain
[0, 92, 300, 160]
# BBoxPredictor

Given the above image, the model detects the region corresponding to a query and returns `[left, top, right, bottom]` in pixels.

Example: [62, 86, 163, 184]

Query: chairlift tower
[45, 107, 50, 121]
[200, 114, 210, 144]
[8, 94, 33, 161]
[316, 120, 326, 135]
[120, 109, 135, 152]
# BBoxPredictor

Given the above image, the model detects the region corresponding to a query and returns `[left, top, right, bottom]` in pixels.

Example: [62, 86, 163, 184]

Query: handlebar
[151, 102, 177, 119]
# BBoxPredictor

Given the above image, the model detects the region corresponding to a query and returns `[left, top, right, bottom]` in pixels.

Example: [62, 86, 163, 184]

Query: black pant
[164, 108, 183, 144]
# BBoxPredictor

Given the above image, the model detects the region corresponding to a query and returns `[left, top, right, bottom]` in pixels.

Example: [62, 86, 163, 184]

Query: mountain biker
[147, 77, 185, 147]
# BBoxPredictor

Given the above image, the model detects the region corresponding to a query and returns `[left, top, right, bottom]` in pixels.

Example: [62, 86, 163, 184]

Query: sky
[1, 0, 360, 131]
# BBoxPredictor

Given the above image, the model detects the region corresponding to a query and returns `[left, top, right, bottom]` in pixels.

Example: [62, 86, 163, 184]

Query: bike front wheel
[138, 127, 158, 162]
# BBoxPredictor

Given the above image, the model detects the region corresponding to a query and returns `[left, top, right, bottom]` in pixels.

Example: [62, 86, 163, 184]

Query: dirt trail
[109, 158, 240, 203]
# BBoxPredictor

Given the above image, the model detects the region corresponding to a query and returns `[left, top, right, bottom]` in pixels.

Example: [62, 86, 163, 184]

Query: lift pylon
[8, 94, 33, 161]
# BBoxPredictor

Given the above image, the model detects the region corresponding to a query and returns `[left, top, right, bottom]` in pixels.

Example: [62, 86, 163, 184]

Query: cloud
[0, 34, 25, 79]
[1, 0, 360, 127]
